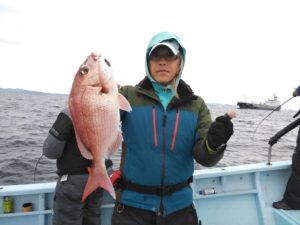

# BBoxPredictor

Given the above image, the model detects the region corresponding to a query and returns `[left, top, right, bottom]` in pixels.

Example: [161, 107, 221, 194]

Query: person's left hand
[206, 111, 235, 151]
[226, 110, 236, 119]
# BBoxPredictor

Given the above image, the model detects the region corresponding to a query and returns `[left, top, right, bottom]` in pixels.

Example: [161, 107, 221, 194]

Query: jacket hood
[145, 32, 186, 94]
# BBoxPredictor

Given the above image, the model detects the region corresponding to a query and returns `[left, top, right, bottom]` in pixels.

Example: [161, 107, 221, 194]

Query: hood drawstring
[152, 106, 180, 151]
[152, 106, 158, 147]
[171, 110, 180, 151]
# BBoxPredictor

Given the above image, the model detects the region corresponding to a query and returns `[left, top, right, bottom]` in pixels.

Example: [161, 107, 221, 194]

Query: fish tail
[82, 167, 116, 202]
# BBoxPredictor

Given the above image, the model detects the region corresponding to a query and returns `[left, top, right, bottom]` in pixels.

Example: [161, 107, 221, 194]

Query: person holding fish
[273, 85, 300, 210]
[109, 31, 236, 225]
[43, 108, 113, 225]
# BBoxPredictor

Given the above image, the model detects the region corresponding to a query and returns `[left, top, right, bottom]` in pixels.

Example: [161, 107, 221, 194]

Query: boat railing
[1, 161, 300, 225]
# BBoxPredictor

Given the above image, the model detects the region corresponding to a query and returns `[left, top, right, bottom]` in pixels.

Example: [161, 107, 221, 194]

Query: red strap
[110, 169, 122, 185]
[171, 111, 180, 150]
[152, 107, 158, 147]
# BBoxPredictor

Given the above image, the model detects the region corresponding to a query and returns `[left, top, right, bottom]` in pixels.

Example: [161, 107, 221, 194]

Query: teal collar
[151, 81, 175, 110]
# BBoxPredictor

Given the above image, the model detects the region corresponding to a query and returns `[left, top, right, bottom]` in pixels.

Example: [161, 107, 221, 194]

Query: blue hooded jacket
[118, 31, 222, 215]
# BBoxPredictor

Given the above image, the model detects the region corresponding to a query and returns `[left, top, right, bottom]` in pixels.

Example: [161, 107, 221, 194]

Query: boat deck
[1, 161, 300, 225]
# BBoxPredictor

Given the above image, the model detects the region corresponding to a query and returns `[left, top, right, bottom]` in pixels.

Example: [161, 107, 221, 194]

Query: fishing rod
[252, 96, 294, 140]
[33, 154, 44, 183]
[267, 116, 300, 165]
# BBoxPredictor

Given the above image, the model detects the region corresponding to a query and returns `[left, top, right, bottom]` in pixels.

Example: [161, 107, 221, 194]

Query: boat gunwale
[0, 161, 291, 196]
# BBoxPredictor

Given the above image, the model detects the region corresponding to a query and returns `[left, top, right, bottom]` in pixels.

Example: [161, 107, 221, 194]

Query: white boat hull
[1, 161, 299, 225]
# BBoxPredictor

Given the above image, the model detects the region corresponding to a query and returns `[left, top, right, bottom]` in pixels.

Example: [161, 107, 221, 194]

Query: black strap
[57, 159, 113, 176]
[123, 177, 193, 196]
[57, 167, 88, 176]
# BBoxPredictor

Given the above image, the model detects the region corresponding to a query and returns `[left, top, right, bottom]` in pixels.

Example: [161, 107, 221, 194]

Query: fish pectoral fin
[118, 93, 132, 112]
[108, 131, 123, 157]
[75, 133, 93, 160]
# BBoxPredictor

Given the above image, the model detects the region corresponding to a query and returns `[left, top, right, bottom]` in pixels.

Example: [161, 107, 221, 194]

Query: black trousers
[283, 126, 300, 209]
[111, 203, 200, 225]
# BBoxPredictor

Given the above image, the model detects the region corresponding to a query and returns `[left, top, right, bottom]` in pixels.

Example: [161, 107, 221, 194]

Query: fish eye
[104, 58, 111, 67]
[80, 66, 89, 75]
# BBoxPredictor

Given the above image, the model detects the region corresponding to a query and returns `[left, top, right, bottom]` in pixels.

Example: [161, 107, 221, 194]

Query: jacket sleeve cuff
[193, 140, 225, 167]
[205, 139, 216, 153]
[205, 139, 227, 153]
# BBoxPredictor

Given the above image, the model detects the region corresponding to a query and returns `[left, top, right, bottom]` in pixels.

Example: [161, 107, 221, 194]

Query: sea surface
[0, 90, 299, 186]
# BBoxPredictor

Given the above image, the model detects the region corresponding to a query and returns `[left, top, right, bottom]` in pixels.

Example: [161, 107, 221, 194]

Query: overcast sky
[1, 0, 300, 110]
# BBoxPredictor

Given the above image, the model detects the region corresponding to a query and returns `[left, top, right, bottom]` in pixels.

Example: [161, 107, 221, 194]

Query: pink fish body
[69, 52, 131, 201]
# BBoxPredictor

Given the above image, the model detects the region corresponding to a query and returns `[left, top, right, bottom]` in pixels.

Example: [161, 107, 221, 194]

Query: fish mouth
[90, 83, 100, 87]
[88, 83, 102, 89]
[88, 82, 106, 93]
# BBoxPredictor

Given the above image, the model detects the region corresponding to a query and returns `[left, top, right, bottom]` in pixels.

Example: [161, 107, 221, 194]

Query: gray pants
[52, 174, 103, 225]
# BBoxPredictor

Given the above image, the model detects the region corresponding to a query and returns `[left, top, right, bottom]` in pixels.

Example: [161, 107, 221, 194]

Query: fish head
[70, 53, 101, 92]
[71, 53, 116, 94]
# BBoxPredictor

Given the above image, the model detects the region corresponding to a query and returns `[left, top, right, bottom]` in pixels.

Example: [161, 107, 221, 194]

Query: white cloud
[0, 0, 300, 109]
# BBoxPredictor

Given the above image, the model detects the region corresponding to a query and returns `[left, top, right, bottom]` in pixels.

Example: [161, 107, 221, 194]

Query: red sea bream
[69, 52, 131, 201]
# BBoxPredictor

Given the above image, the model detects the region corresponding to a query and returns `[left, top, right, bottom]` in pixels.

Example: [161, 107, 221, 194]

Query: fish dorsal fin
[118, 93, 132, 112]
[75, 132, 93, 160]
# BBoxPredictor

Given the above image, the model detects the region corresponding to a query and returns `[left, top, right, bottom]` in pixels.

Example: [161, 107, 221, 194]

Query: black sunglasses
[149, 47, 180, 62]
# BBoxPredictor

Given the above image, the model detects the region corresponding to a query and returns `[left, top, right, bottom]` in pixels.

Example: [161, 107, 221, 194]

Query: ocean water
[0, 91, 299, 185]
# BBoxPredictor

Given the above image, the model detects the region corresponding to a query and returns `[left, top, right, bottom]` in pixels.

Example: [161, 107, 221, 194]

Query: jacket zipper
[159, 112, 167, 216]
[140, 88, 180, 215]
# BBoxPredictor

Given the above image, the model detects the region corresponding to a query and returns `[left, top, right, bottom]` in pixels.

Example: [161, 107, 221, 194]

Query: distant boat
[237, 94, 281, 111]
